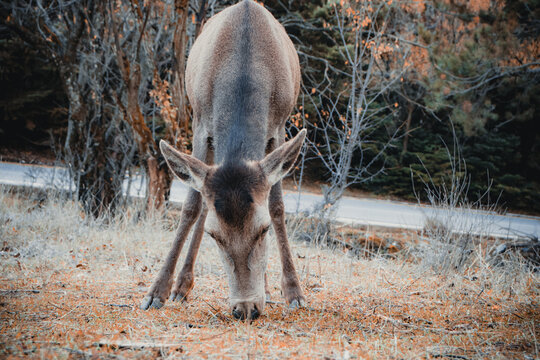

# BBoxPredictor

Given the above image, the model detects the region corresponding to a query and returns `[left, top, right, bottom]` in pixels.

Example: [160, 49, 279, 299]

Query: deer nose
[232, 308, 244, 320]
[232, 303, 260, 320]
[251, 308, 260, 320]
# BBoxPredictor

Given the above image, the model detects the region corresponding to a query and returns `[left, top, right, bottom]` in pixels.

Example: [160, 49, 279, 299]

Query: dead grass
[0, 187, 538, 359]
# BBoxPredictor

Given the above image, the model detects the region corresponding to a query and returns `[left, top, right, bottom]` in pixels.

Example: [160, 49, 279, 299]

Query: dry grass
[0, 187, 538, 359]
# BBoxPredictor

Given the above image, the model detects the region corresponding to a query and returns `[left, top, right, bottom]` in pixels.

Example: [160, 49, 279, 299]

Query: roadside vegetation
[1, 187, 537, 359]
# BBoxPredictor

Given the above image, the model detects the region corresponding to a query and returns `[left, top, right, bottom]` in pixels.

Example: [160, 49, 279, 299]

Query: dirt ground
[1, 188, 538, 359]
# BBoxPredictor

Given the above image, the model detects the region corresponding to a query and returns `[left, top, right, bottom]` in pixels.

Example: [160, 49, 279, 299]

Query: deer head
[160, 129, 306, 320]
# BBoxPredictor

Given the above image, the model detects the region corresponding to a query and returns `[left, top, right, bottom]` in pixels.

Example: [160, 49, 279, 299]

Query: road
[1, 161, 538, 239]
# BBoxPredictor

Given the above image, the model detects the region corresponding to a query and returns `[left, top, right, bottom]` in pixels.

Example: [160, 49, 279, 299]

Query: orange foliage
[503, 39, 540, 67]
[408, 46, 430, 78]
[463, 0, 491, 12]
[403, 0, 425, 13]
[149, 71, 179, 136]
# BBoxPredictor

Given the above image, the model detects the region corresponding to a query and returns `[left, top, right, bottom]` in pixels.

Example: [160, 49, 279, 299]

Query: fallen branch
[375, 314, 477, 335]
[60, 347, 125, 359]
[96, 340, 183, 350]
[427, 346, 470, 360]
[0, 289, 40, 293]
[489, 237, 540, 267]
[0, 289, 66, 295]
[203, 299, 230, 323]
[99, 303, 133, 309]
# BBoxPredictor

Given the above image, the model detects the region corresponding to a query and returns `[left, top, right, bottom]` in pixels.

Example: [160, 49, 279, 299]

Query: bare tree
[2, 0, 138, 216]
[104, 0, 221, 211]
[104, 0, 191, 211]
[2, 0, 221, 214]
[297, 0, 412, 217]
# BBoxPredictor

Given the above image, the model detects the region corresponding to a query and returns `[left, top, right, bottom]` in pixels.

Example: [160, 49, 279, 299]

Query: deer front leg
[269, 181, 305, 309]
[169, 207, 208, 302]
[141, 189, 202, 310]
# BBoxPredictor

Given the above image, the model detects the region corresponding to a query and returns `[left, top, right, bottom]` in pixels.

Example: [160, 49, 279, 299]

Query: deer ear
[160, 140, 210, 191]
[261, 129, 306, 186]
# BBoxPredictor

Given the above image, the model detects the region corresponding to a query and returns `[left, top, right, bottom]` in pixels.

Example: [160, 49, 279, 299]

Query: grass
[0, 186, 538, 359]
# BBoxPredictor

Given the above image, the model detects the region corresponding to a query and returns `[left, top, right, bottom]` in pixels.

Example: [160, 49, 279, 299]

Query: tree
[1, 0, 210, 215]
[0, 31, 67, 155]
[2, 1, 139, 216]
[402, 0, 540, 211]
[280, 0, 418, 216]
[105, 0, 192, 210]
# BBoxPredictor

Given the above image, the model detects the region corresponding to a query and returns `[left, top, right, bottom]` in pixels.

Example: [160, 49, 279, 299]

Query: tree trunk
[400, 103, 414, 164]
[141, 0, 191, 212]
[146, 156, 172, 211]
[194, 0, 208, 40]
[60, 67, 129, 217]
[170, 0, 190, 150]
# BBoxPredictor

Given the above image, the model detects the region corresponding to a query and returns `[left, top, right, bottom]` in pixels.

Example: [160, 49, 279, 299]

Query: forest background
[0, 0, 538, 216]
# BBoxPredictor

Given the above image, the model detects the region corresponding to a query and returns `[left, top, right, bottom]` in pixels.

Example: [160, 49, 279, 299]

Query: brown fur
[207, 163, 265, 226]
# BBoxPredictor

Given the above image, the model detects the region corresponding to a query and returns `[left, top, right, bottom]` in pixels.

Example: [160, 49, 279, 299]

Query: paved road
[1, 162, 538, 239]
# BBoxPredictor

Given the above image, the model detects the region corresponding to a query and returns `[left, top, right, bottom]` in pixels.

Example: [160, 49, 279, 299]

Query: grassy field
[0, 187, 538, 359]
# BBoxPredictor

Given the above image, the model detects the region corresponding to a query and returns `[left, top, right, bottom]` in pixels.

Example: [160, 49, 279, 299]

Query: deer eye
[206, 231, 224, 244]
[255, 225, 270, 241]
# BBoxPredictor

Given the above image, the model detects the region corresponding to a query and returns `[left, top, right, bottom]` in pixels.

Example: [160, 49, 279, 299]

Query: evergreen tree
[0, 32, 67, 155]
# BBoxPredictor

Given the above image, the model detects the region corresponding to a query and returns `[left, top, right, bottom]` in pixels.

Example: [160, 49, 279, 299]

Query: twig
[47, 301, 68, 311]
[61, 347, 92, 358]
[427, 345, 471, 360]
[198, 329, 233, 341]
[430, 353, 470, 360]
[60, 347, 125, 359]
[96, 340, 183, 350]
[0, 289, 66, 294]
[202, 299, 229, 323]
[376, 314, 476, 335]
[55, 305, 82, 321]
[0, 289, 40, 294]
[99, 303, 133, 309]
[511, 312, 524, 320]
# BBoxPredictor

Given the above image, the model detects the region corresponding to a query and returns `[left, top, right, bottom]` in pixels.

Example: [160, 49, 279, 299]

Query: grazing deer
[141, 0, 306, 320]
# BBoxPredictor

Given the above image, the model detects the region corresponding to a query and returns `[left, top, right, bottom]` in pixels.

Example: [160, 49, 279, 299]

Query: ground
[0, 188, 538, 359]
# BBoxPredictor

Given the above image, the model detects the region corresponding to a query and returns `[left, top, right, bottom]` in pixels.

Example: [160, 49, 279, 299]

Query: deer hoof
[170, 274, 194, 302]
[288, 298, 305, 310]
[169, 291, 188, 302]
[140, 295, 164, 310]
[232, 302, 261, 321]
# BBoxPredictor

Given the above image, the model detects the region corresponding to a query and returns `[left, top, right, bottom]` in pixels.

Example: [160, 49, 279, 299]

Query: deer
[140, 0, 306, 321]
